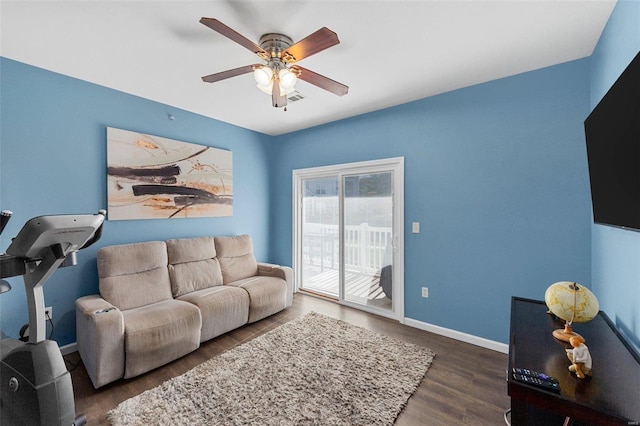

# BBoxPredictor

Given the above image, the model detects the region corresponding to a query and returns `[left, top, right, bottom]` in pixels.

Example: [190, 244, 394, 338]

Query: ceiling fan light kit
[253, 63, 298, 96]
[199, 18, 348, 109]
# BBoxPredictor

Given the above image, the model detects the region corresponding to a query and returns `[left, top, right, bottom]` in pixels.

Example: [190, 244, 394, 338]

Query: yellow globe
[544, 281, 599, 323]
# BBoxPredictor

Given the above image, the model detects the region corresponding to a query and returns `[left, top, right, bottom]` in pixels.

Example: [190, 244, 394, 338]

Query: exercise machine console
[0, 210, 105, 426]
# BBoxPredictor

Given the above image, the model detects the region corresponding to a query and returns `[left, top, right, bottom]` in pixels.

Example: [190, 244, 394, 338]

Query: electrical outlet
[421, 287, 429, 298]
[44, 306, 53, 320]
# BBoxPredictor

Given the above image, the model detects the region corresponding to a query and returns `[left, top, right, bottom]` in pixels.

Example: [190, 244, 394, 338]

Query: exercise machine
[0, 210, 105, 425]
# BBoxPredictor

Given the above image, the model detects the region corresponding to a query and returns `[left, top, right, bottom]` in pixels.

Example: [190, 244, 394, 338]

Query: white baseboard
[60, 342, 78, 356]
[404, 317, 509, 354]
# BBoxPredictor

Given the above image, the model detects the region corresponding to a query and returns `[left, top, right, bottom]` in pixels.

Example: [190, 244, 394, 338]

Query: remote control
[512, 368, 559, 384]
[512, 372, 561, 393]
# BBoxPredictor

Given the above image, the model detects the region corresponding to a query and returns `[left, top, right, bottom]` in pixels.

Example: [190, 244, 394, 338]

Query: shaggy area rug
[108, 312, 435, 425]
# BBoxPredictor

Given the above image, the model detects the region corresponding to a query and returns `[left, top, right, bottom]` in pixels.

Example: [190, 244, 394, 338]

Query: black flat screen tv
[584, 51, 640, 232]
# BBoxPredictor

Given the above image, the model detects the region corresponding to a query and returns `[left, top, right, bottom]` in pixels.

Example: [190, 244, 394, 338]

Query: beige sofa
[75, 235, 293, 388]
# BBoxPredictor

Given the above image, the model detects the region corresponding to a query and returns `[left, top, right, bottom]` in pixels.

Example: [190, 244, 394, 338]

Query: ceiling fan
[200, 18, 348, 109]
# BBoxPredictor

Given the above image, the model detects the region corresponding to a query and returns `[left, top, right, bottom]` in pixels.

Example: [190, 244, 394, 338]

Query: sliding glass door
[342, 172, 394, 311]
[300, 176, 340, 297]
[294, 158, 404, 320]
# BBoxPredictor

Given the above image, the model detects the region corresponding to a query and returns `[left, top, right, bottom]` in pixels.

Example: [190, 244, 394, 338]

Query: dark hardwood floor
[66, 293, 510, 425]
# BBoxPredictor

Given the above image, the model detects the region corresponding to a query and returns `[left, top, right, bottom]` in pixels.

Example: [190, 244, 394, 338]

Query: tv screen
[584, 51, 640, 231]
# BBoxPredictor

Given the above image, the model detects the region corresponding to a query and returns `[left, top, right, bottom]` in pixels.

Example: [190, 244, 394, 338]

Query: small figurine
[566, 335, 592, 379]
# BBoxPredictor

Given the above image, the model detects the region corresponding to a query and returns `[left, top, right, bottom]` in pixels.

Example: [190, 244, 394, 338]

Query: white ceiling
[1, 1, 616, 136]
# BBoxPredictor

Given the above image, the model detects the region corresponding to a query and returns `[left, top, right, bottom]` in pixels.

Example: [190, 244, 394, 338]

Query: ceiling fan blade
[292, 66, 349, 96]
[201, 64, 259, 83]
[200, 18, 266, 57]
[282, 27, 340, 63]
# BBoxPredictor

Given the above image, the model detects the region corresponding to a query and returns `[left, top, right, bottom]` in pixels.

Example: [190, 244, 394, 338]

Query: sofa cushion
[98, 241, 172, 310]
[214, 235, 258, 283]
[177, 286, 249, 342]
[166, 236, 216, 264]
[226, 276, 287, 323]
[167, 237, 223, 297]
[122, 299, 201, 379]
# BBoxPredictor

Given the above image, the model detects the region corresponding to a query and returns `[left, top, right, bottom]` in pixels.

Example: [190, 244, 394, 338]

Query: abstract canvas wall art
[107, 127, 232, 220]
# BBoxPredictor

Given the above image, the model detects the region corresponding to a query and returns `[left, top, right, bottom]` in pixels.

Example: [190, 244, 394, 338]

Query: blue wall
[2, 1, 637, 349]
[589, 0, 640, 353]
[0, 56, 593, 347]
[270, 60, 592, 344]
[0, 58, 273, 345]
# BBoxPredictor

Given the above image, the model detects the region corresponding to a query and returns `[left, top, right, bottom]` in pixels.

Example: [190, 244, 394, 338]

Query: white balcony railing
[303, 223, 392, 275]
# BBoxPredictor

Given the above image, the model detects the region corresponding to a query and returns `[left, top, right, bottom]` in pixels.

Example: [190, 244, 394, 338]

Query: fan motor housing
[259, 33, 293, 56]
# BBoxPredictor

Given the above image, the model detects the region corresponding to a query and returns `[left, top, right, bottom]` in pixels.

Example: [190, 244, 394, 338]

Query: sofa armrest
[75, 295, 125, 388]
[257, 263, 294, 307]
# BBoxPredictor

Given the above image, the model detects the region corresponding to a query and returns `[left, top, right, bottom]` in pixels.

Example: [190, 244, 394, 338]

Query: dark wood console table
[508, 297, 640, 425]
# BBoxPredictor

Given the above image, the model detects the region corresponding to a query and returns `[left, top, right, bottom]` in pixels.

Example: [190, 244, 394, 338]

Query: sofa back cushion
[98, 241, 172, 311]
[214, 235, 258, 284]
[166, 237, 223, 297]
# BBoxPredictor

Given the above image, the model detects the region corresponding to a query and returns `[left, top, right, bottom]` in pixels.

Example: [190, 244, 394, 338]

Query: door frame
[292, 157, 404, 322]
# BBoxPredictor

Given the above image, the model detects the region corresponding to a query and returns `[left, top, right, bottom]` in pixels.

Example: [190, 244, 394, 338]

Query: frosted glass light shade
[279, 69, 297, 89]
[256, 82, 273, 95]
[256, 82, 296, 96]
[281, 85, 296, 95]
[253, 67, 273, 86]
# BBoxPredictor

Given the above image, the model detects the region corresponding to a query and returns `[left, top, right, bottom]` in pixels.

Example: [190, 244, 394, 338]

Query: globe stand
[552, 322, 583, 342]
